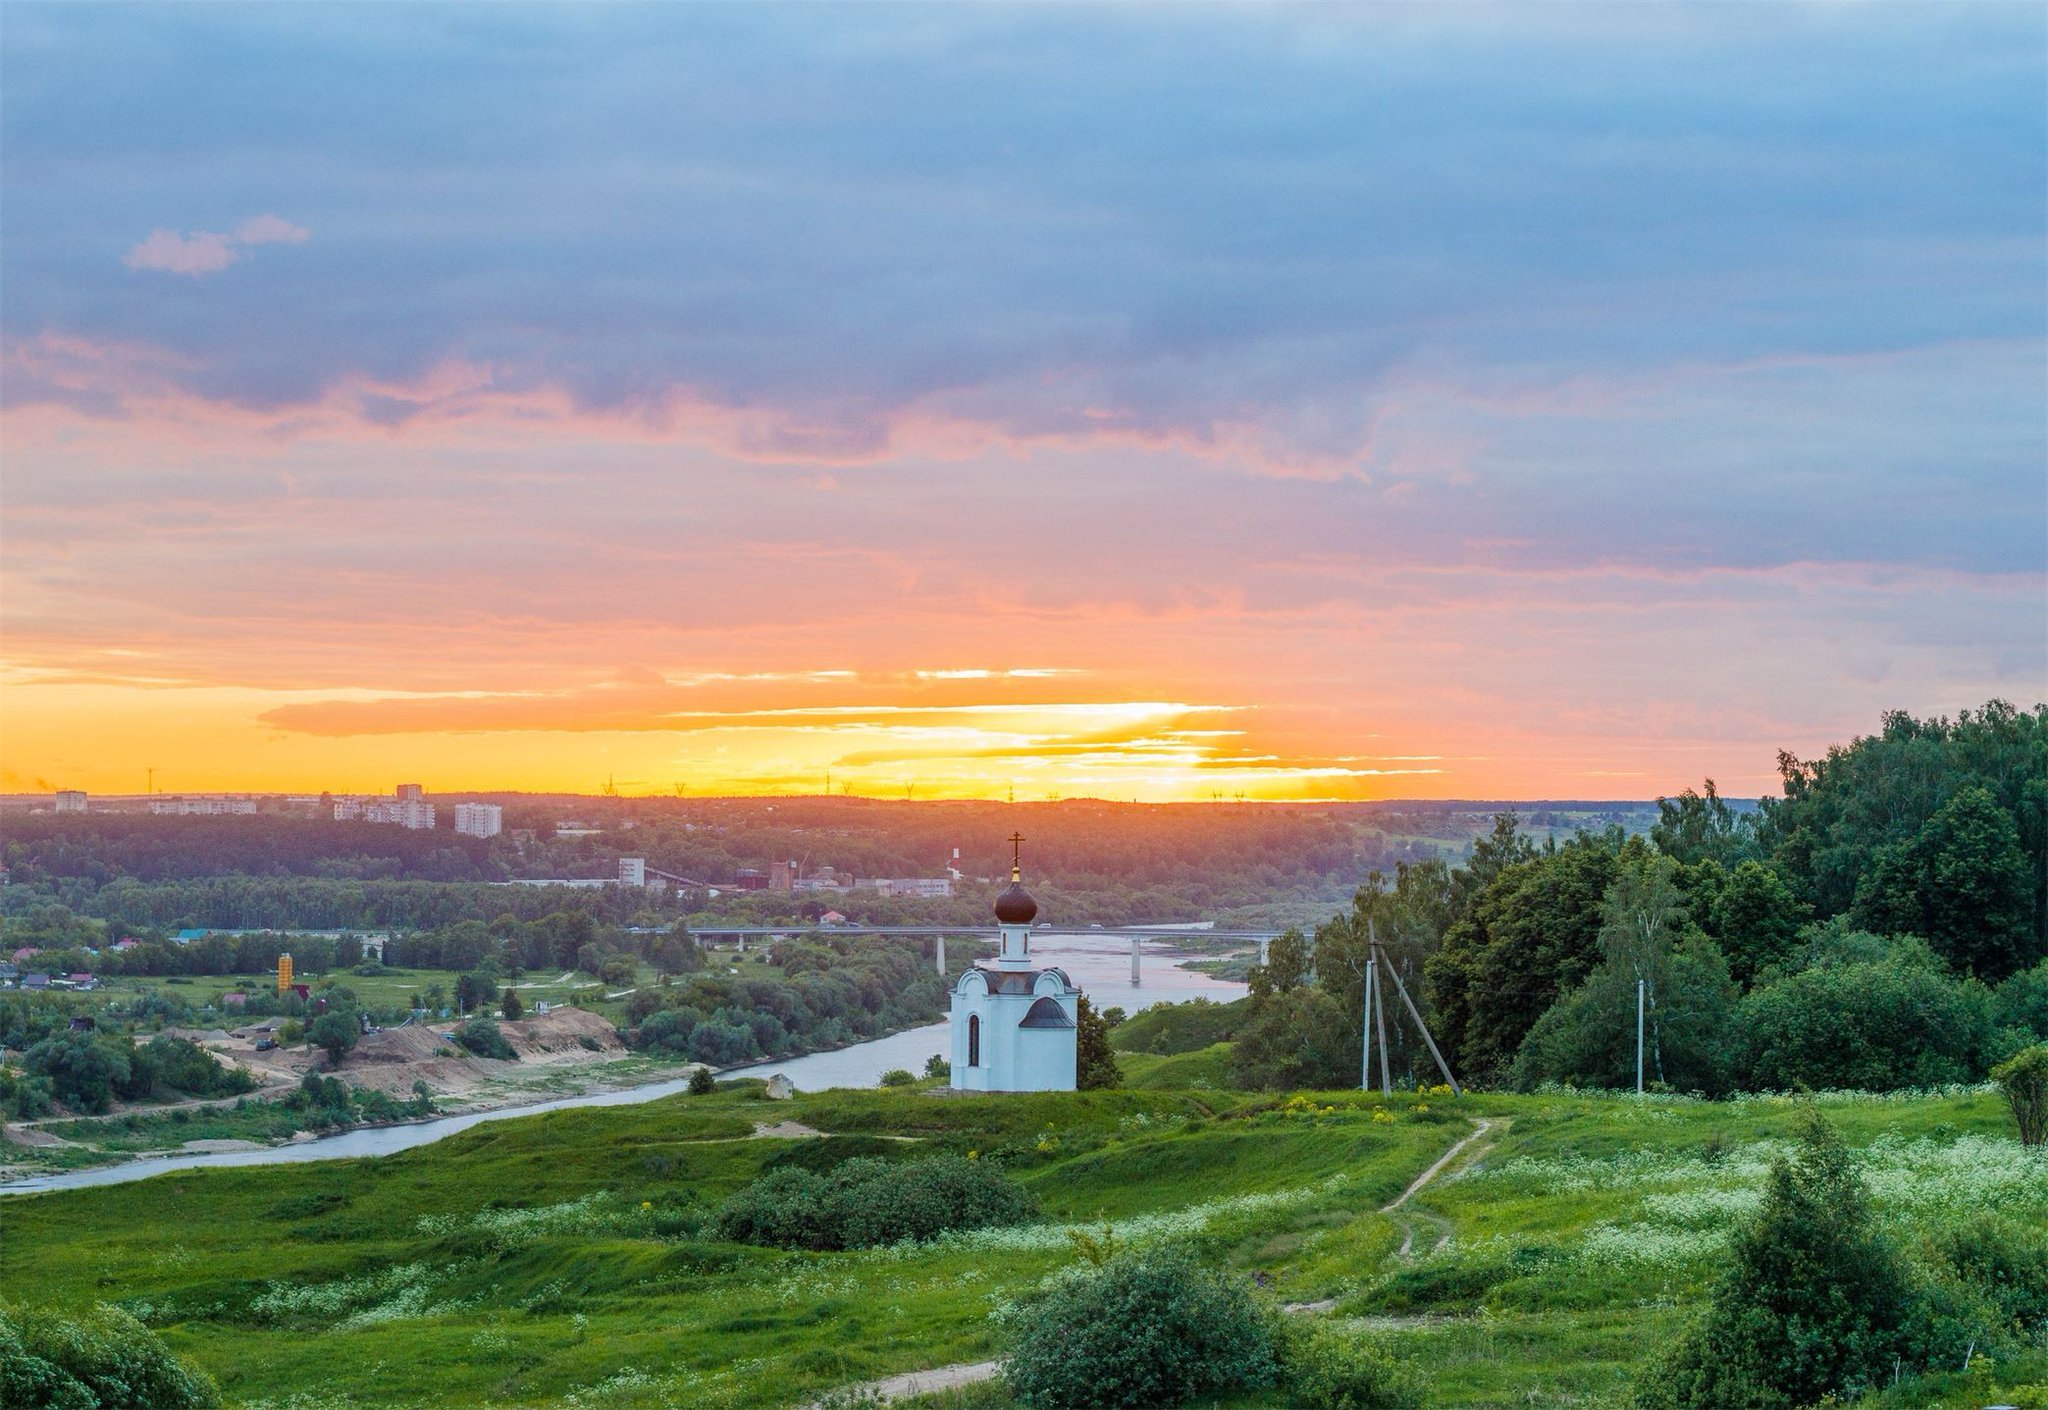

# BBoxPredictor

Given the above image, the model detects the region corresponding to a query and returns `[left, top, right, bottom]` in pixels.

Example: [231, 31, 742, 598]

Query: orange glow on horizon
[0, 674, 1806, 803]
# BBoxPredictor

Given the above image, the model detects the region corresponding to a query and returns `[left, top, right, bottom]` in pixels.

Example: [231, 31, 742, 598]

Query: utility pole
[1361, 955, 1375, 1091]
[1373, 954, 1392, 1097]
[1636, 977, 1646, 1095]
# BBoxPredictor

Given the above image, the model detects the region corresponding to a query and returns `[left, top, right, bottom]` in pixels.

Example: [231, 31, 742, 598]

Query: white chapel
[949, 838, 1078, 1091]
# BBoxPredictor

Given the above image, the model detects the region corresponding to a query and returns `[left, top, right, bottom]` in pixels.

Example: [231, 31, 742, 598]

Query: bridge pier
[1257, 936, 1271, 965]
[1131, 935, 1141, 986]
[935, 935, 946, 975]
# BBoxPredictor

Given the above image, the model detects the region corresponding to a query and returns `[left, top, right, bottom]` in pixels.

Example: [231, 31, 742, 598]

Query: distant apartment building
[149, 796, 259, 816]
[618, 856, 647, 887]
[335, 797, 437, 829]
[453, 802, 504, 838]
[856, 877, 955, 899]
[395, 783, 425, 802]
[53, 790, 87, 813]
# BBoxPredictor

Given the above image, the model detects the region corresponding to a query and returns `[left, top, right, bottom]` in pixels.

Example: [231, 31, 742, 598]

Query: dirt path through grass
[1383, 1116, 1499, 1258]
[817, 1117, 1499, 1406]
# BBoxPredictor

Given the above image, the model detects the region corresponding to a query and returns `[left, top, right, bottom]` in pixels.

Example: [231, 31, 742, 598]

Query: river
[0, 933, 1245, 1196]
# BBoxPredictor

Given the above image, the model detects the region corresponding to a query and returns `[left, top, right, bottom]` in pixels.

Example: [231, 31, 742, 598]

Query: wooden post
[1374, 957, 1393, 1097]
[1362, 957, 1375, 1090]
[1377, 942, 1460, 1096]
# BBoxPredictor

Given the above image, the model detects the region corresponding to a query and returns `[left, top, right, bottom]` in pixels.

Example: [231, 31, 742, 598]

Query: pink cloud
[122, 215, 310, 277]
[233, 214, 311, 246]
[124, 229, 239, 276]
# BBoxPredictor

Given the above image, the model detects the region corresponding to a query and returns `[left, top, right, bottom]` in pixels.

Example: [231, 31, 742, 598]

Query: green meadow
[4, 1077, 2043, 1410]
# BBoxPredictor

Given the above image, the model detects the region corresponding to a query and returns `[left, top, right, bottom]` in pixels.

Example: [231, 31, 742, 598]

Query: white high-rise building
[335, 797, 436, 829]
[150, 797, 259, 816]
[453, 802, 504, 838]
[618, 857, 647, 887]
[54, 790, 87, 813]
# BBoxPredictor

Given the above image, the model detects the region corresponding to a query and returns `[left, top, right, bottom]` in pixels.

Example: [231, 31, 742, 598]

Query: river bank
[0, 934, 1247, 1194]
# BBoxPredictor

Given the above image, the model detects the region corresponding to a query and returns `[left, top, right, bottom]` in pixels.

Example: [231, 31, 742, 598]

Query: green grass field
[88, 952, 790, 1028]
[3, 1080, 2042, 1409]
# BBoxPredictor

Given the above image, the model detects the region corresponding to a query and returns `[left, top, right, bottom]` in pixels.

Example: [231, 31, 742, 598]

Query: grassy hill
[3, 1077, 2041, 1409]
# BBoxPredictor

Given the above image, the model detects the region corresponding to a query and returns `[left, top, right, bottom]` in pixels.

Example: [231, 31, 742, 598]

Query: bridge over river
[689, 923, 1284, 982]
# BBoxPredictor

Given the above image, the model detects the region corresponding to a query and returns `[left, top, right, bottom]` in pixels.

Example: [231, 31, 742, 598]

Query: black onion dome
[994, 879, 1038, 925]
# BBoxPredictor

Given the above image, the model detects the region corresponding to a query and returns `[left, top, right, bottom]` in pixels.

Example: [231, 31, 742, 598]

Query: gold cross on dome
[1007, 832, 1025, 880]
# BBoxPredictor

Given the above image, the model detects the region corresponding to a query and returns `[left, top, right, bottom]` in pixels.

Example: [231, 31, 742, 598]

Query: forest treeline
[1, 797, 1653, 942]
[1229, 701, 2047, 1094]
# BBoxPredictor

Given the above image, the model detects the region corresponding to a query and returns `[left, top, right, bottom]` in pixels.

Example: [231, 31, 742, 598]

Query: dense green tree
[306, 1011, 359, 1067]
[1247, 927, 1311, 999]
[1230, 985, 1357, 1090]
[653, 925, 700, 975]
[1637, 1114, 1914, 1409]
[1652, 780, 1753, 866]
[1075, 995, 1122, 1090]
[499, 987, 523, 1021]
[1452, 812, 1538, 917]
[453, 970, 498, 1015]
[22, 1030, 130, 1114]
[454, 1017, 516, 1060]
[1731, 937, 1994, 1091]
[1851, 785, 2035, 978]
[142, 1036, 257, 1098]
[1916, 787, 2036, 979]
[1426, 834, 1624, 1084]
[1760, 701, 2046, 957]
[1513, 856, 1736, 1094]
[1688, 860, 1808, 987]
[1994, 958, 2048, 1040]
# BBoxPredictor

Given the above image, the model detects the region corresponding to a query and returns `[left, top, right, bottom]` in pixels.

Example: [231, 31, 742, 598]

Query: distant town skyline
[2, 5, 2042, 802]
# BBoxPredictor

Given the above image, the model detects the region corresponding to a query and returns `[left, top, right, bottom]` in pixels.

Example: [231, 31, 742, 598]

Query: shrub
[924, 1053, 951, 1080]
[998, 1246, 1277, 1409]
[22, 1031, 130, 1114]
[1993, 1043, 2048, 1147]
[144, 1036, 257, 1098]
[453, 1018, 516, 1060]
[0, 1300, 220, 1408]
[1076, 995, 1122, 1090]
[5, 1071, 53, 1120]
[500, 988, 523, 1021]
[1731, 946, 1995, 1090]
[879, 1067, 917, 1087]
[1995, 959, 2048, 1039]
[1636, 1112, 1914, 1409]
[1922, 1212, 2048, 1337]
[1283, 1326, 1423, 1410]
[687, 1065, 716, 1096]
[713, 1155, 1037, 1250]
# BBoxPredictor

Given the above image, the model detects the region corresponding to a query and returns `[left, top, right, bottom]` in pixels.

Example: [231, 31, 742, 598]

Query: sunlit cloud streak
[0, 3, 2041, 799]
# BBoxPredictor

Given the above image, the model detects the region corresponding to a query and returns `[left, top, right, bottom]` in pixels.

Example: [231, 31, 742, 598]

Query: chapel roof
[1017, 995, 1076, 1029]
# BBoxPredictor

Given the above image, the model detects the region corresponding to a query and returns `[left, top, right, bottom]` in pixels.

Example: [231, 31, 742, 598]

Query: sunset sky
[2, 4, 2043, 802]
